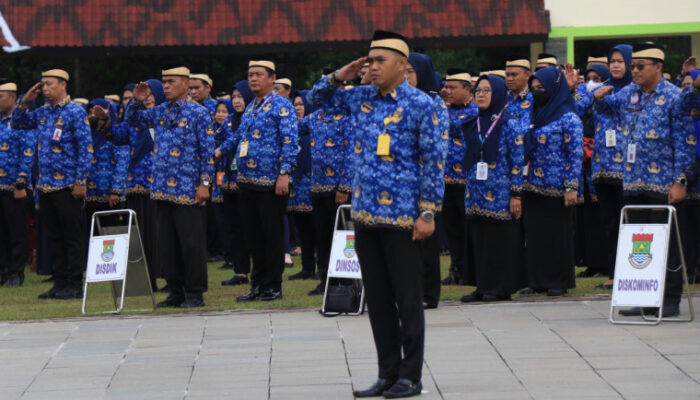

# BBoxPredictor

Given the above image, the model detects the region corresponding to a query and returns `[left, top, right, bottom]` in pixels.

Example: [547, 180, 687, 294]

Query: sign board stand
[321, 204, 365, 316]
[610, 205, 694, 325]
[82, 209, 156, 314]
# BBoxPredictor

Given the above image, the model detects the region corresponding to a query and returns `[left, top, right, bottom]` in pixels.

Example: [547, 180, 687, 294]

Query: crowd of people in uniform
[0, 29, 699, 398]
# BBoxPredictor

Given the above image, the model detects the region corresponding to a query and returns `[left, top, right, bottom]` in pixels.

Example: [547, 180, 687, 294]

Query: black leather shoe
[659, 303, 680, 317]
[483, 294, 511, 302]
[180, 296, 205, 308]
[440, 274, 454, 285]
[157, 294, 185, 308]
[353, 378, 396, 398]
[594, 283, 614, 290]
[547, 289, 566, 297]
[236, 287, 261, 302]
[54, 287, 83, 300]
[307, 284, 324, 296]
[382, 378, 422, 398]
[460, 291, 482, 303]
[4, 275, 22, 287]
[618, 306, 657, 316]
[38, 287, 58, 299]
[288, 271, 315, 281]
[218, 262, 234, 270]
[221, 275, 249, 286]
[284, 262, 294, 269]
[519, 287, 535, 294]
[258, 289, 282, 301]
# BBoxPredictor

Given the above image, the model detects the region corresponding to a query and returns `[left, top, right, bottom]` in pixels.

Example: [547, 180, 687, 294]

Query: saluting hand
[681, 56, 696, 76]
[336, 57, 369, 82]
[668, 183, 686, 205]
[564, 64, 579, 91]
[594, 86, 613, 100]
[413, 217, 435, 241]
[22, 82, 41, 104]
[132, 82, 150, 103]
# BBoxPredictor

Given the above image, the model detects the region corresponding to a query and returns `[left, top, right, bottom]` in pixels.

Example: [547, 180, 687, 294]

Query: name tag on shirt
[377, 134, 390, 156]
[239, 141, 249, 158]
[149, 128, 155, 141]
[627, 143, 636, 164]
[605, 129, 616, 148]
[52, 128, 62, 141]
[216, 171, 225, 186]
[476, 162, 488, 181]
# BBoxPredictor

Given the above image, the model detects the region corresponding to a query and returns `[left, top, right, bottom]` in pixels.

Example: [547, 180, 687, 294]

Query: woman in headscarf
[109, 79, 165, 291]
[459, 74, 526, 302]
[406, 52, 449, 308]
[221, 81, 255, 286]
[522, 66, 583, 296]
[285, 90, 318, 280]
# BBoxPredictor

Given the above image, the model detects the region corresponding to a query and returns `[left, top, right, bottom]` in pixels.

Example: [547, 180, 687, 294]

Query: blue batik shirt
[506, 89, 532, 131]
[86, 131, 129, 203]
[308, 77, 444, 230]
[308, 109, 353, 194]
[680, 86, 700, 198]
[211, 118, 229, 203]
[523, 112, 584, 196]
[111, 122, 154, 195]
[12, 97, 92, 192]
[218, 91, 299, 191]
[203, 97, 217, 115]
[0, 111, 36, 190]
[125, 98, 215, 205]
[596, 78, 695, 198]
[287, 116, 313, 212]
[465, 118, 525, 220]
[445, 103, 478, 185]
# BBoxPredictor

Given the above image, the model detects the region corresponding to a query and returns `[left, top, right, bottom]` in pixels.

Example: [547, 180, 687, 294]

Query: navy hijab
[126, 79, 165, 169]
[231, 80, 254, 132]
[586, 64, 611, 83]
[408, 52, 439, 94]
[293, 89, 314, 175]
[462, 75, 510, 171]
[87, 98, 118, 152]
[607, 44, 633, 93]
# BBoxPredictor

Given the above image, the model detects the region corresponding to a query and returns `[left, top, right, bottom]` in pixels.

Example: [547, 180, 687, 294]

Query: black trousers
[595, 182, 624, 278]
[39, 188, 86, 290]
[311, 195, 339, 283]
[442, 184, 465, 275]
[421, 215, 441, 306]
[681, 201, 700, 281]
[290, 212, 317, 273]
[222, 191, 251, 274]
[523, 193, 576, 290]
[623, 196, 685, 305]
[238, 189, 288, 292]
[205, 199, 221, 256]
[156, 201, 208, 296]
[127, 194, 160, 279]
[0, 191, 28, 277]
[355, 225, 424, 382]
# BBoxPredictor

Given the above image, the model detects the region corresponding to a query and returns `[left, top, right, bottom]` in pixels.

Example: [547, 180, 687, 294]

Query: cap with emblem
[42, 68, 70, 81]
[162, 64, 191, 78]
[445, 68, 472, 83]
[248, 60, 276, 73]
[536, 53, 558, 67]
[632, 42, 665, 62]
[274, 78, 292, 88]
[190, 73, 213, 87]
[369, 30, 410, 58]
[587, 55, 608, 64]
[0, 78, 18, 92]
[505, 55, 531, 70]
[73, 98, 89, 105]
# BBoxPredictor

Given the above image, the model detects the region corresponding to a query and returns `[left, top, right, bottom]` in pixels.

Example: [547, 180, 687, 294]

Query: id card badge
[52, 128, 62, 141]
[605, 129, 616, 147]
[149, 128, 155, 141]
[377, 134, 391, 156]
[239, 141, 249, 157]
[476, 162, 488, 181]
[216, 171, 225, 186]
[523, 162, 530, 177]
[627, 143, 636, 163]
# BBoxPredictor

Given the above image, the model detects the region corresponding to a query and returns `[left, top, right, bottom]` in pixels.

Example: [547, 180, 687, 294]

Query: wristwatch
[677, 177, 687, 186]
[201, 179, 210, 187]
[279, 169, 289, 176]
[565, 187, 576, 193]
[329, 70, 340, 87]
[419, 210, 435, 222]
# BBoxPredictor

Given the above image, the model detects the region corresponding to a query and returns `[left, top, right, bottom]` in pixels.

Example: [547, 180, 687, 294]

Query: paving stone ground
[1, 298, 699, 399]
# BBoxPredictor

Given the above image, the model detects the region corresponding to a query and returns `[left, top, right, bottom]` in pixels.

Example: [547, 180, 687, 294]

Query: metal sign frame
[82, 209, 156, 314]
[610, 205, 694, 325]
[321, 204, 365, 316]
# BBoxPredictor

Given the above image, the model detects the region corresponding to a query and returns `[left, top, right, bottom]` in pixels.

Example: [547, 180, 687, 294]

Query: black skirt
[523, 193, 576, 290]
[127, 194, 160, 279]
[466, 216, 525, 296]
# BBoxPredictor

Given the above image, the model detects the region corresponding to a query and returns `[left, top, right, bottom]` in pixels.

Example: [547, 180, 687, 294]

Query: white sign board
[612, 224, 669, 308]
[85, 234, 129, 282]
[327, 230, 362, 279]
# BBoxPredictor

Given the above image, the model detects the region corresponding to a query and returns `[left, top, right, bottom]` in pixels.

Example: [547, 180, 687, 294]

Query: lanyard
[630, 90, 656, 141]
[477, 112, 502, 160]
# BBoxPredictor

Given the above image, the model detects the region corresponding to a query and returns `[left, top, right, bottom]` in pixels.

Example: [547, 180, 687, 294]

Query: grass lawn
[1, 256, 697, 321]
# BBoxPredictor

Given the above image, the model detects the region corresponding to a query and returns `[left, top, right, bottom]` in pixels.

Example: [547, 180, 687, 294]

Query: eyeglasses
[630, 62, 656, 71]
[474, 88, 491, 95]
